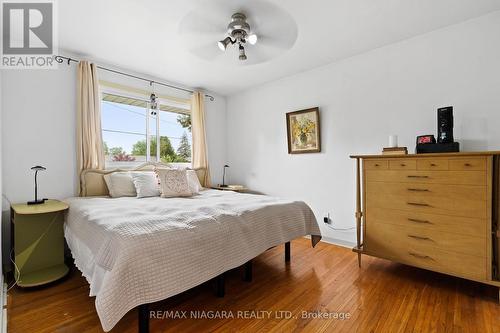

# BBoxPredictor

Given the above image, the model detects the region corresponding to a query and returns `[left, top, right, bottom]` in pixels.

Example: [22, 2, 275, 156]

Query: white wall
[226, 12, 500, 245]
[2, 66, 78, 204]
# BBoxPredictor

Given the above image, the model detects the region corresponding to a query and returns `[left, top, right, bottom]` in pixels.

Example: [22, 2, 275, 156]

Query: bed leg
[243, 260, 253, 282]
[138, 304, 149, 333]
[285, 242, 291, 263]
[215, 274, 225, 297]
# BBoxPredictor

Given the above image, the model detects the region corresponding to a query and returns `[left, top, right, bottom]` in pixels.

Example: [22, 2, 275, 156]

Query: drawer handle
[374, 164, 380, 167]
[400, 163, 406, 167]
[407, 202, 431, 207]
[407, 218, 433, 224]
[408, 234, 432, 241]
[407, 188, 430, 192]
[464, 163, 472, 167]
[430, 163, 437, 167]
[408, 252, 433, 260]
[407, 175, 429, 179]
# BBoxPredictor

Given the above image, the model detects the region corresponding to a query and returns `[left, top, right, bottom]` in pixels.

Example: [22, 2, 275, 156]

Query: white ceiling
[59, 0, 500, 96]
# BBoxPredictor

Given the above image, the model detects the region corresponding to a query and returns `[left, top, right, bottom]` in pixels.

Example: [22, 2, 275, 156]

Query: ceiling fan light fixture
[218, 12, 256, 61]
[228, 13, 250, 32]
[247, 34, 258, 45]
[238, 44, 247, 61]
[217, 36, 233, 51]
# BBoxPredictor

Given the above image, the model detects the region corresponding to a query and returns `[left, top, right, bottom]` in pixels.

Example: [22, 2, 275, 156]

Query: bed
[64, 163, 322, 332]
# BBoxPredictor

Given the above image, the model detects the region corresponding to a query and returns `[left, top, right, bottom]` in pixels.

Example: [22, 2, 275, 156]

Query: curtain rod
[54, 55, 215, 101]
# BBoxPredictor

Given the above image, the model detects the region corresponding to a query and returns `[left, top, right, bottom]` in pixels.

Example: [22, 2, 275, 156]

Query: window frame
[99, 85, 192, 168]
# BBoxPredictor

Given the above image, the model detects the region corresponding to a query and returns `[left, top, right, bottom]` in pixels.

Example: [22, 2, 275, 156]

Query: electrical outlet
[323, 213, 331, 224]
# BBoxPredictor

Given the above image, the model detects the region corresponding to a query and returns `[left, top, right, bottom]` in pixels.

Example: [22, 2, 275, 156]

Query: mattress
[64, 189, 321, 331]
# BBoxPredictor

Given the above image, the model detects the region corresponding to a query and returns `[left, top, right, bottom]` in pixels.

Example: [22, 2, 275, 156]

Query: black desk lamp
[27, 166, 47, 205]
[221, 165, 229, 187]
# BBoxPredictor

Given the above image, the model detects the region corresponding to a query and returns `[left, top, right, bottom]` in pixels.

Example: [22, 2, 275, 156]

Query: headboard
[80, 162, 206, 197]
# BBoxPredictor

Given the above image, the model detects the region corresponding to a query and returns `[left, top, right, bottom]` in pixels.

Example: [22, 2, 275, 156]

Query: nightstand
[211, 185, 249, 193]
[11, 200, 69, 287]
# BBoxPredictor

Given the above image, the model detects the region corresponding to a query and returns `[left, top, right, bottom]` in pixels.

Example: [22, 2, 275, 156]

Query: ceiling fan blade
[242, 43, 283, 65]
[188, 42, 224, 61]
[256, 33, 297, 50]
[178, 11, 227, 36]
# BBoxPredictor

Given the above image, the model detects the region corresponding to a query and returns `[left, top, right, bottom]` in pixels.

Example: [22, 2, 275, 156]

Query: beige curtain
[77, 61, 104, 193]
[191, 91, 211, 187]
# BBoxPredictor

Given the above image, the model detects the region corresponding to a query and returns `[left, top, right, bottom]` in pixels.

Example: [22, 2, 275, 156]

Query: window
[101, 90, 192, 169]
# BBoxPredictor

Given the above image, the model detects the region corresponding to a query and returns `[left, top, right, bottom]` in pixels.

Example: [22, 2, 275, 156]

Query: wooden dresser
[350, 152, 500, 296]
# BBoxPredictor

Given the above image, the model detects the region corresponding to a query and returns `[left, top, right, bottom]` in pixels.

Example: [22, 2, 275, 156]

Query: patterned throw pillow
[155, 168, 192, 198]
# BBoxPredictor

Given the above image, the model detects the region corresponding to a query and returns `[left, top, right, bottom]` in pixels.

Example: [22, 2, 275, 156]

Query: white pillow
[155, 168, 192, 198]
[103, 172, 136, 198]
[187, 170, 203, 194]
[131, 172, 160, 198]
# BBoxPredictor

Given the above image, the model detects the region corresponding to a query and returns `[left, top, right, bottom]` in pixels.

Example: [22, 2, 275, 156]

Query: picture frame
[286, 107, 321, 154]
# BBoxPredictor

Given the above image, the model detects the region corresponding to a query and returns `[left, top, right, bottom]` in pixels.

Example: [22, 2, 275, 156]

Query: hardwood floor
[7, 238, 500, 333]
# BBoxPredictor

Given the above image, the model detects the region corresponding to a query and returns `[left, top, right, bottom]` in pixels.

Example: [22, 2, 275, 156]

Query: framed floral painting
[286, 107, 321, 154]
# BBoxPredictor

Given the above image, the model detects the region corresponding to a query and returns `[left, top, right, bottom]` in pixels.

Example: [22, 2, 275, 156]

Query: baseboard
[321, 237, 356, 249]
[303, 235, 356, 249]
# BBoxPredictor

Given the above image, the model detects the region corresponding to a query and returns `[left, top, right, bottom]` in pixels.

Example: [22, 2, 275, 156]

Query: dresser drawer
[364, 160, 388, 170]
[365, 223, 487, 280]
[365, 219, 486, 257]
[365, 170, 486, 185]
[389, 159, 416, 170]
[366, 182, 487, 202]
[449, 158, 486, 171]
[416, 159, 449, 171]
[366, 190, 487, 218]
[366, 207, 487, 237]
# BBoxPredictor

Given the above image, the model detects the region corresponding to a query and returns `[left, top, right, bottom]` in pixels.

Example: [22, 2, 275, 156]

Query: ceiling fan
[217, 13, 258, 61]
[178, 0, 297, 65]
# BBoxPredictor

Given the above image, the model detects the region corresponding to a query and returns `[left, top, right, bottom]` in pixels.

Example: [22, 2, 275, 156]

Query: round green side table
[11, 200, 69, 287]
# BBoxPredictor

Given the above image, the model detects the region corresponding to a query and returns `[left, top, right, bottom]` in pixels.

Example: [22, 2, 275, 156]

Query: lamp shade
[28, 165, 47, 205]
[247, 34, 258, 45]
[218, 37, 232, 51]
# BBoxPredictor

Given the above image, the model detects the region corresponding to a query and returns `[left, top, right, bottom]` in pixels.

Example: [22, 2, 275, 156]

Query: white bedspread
[64, 190, 321, 331]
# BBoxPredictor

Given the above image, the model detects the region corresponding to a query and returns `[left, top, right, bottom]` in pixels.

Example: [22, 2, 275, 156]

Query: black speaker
[416, 142, 459, 154]
[437, 106, 454, 143]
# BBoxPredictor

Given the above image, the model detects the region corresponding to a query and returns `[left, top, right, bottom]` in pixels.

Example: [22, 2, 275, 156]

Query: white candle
[389, 135, 398, 148]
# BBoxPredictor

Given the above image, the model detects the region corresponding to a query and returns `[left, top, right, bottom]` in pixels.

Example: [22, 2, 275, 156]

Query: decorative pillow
[155, 168, 192, 198]
[131, 172, 160, 198]
[187, 169, 203, 194]
[103, 172, 136, 198]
